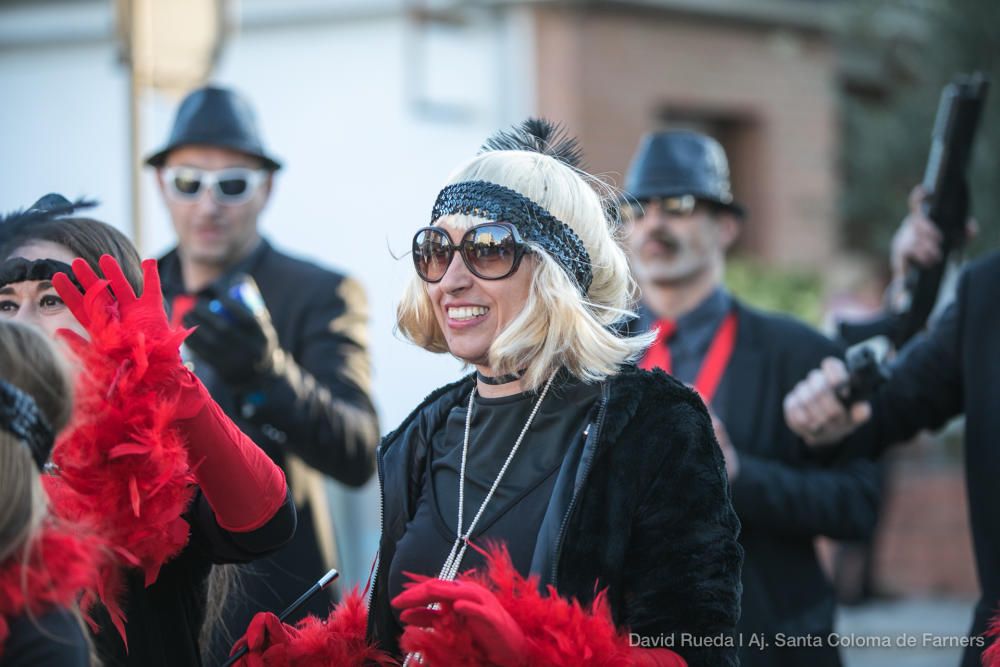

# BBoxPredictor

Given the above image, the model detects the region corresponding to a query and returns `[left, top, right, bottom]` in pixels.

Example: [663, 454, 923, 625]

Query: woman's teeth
[448, 306, 489, 321]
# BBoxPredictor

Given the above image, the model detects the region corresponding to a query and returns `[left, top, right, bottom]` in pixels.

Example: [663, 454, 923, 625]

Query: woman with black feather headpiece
[0, 198, 296, 666]
[228, 119, 743, 667]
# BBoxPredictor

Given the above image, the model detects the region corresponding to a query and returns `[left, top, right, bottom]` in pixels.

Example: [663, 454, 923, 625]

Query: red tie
[639, 319, 676, 372]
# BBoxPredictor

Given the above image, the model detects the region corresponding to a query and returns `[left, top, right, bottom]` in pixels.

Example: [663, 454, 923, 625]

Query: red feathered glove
[230, 612, 299, 667]
[55, 256, 286, 533]
[393, 579, 527, 666]
[392, 545, 688, 667]
[53, 255, 182, 362]
[228, 590, 396, 667]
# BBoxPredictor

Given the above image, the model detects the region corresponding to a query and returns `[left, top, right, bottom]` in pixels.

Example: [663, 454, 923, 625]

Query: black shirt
[388, 375, 601, 611]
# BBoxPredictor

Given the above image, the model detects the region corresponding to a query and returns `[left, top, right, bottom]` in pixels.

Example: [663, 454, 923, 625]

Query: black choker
[476, 370, 524, 385]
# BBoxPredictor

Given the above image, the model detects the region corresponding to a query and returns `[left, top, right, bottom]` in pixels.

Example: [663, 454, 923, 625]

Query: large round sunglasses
[162, 166, 267, 205]
[412, 223, 530, 283]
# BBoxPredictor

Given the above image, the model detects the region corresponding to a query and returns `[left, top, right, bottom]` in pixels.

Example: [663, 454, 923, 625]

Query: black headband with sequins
[0, 257, 80, 291]
[431, 180, 593, 293]
[0, 379, 55, 471]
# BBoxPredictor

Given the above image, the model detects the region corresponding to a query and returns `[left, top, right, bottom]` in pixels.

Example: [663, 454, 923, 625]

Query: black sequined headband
[431, 180, 593, 293]
[0, 379, 55, 471]
[0, 257, 80, 291]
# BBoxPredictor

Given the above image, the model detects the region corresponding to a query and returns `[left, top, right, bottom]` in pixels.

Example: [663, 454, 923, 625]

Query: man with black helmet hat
[623, 130, 881, 667]
[148, 85, 379, 660]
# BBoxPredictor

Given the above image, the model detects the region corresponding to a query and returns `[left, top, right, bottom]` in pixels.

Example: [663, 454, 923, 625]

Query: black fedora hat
[145, 86, 282, 171]
[624, 130, 744, 218]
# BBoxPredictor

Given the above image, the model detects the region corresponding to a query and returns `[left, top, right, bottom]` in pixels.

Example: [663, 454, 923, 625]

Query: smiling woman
[228, 119, 744, 667]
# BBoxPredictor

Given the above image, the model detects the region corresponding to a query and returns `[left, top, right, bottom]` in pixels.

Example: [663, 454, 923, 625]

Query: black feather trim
[479, 118, 584, 169]
[0, 197, 98, 246]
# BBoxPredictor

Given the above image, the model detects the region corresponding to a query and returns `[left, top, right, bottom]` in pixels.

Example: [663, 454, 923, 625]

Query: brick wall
[530, 5, 840, 269]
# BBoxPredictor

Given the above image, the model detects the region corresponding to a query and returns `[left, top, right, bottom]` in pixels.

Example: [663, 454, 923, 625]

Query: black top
[2, 607, 89, 666]
[92, 489, 296, 667]
[387, 376, 600, 620]
[369, 368, 744, 667]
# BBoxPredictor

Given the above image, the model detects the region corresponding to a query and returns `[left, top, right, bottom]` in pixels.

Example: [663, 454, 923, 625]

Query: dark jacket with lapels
[367, 366, 744, 667]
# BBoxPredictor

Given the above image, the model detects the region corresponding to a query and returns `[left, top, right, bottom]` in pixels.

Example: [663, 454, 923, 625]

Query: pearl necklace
[403, 370, 557, 665]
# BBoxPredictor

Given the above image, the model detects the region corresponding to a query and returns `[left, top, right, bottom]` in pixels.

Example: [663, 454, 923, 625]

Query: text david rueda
[629, 632, 987, 650]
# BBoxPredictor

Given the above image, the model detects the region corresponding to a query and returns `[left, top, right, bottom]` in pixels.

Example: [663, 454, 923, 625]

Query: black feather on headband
[479, 118, 584, 170]
[0, 195, 98, 248]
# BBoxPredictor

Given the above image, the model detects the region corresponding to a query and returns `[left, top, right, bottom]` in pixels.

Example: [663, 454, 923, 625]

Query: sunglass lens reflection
[172, 174, 202, 196]
[414, 229, 452, 281]
[465, 226, 516, 278]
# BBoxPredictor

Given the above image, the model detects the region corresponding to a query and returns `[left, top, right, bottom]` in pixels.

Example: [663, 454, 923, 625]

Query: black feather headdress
[0, 195, 98, 248]
[479, 118, 585, 170]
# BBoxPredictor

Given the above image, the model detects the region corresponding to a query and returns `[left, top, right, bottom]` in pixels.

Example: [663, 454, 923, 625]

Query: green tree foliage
[842, 0, 999, 258]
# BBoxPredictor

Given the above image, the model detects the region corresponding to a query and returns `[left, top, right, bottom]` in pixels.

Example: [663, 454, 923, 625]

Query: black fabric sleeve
[868, 286, 965, 453]
[624, 397, 743, 667]
[188, 488, 297, 564]
[242, 275, 379, 487]
[730, 317, 882, 540]
[2, 608, 90, 667]
[730, 453, 881, 540]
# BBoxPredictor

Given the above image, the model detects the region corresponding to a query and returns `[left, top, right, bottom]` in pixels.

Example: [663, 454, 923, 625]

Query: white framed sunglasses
[162, 166, 267, 205]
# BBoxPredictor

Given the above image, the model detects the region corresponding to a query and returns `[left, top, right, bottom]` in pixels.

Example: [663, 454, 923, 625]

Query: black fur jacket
[366, 365, 744, 666]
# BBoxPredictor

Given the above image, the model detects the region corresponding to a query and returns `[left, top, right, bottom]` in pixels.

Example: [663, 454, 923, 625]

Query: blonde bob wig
[397, 148, 655, 391]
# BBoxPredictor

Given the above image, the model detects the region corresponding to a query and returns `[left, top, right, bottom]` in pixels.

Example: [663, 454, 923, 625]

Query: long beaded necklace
[403, 370, 558, 666]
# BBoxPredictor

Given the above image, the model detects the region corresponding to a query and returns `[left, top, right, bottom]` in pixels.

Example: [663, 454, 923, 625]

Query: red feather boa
[399, 546, 639, 666]
[984, 610, 1000, 666]
[229, 589, 397, 666]
[0, 522, 102, 659]
[43, 303, 196, 642]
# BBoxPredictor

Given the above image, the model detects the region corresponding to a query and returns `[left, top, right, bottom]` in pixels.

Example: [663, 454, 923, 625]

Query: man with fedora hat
[623, 130, 881, 667]
[148, 85, 379, 660]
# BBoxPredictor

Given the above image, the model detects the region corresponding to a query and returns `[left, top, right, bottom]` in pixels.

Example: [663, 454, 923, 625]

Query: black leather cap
[624, 130, 744, 217]
[145, 86, 282, 171]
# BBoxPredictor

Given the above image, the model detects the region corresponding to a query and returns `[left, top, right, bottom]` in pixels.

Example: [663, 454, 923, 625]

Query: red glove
[392, 577, 528, 667]
[55, 256, 287, 533]
[53, 255, 180, 356]
[175, 374, 287, 532]
[230, 612, 299, 667]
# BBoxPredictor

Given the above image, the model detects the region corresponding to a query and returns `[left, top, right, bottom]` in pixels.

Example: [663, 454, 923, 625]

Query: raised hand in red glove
[392, 577, 528, 667]
[229, 612, 299, 667]
[52, 255, 178, 348]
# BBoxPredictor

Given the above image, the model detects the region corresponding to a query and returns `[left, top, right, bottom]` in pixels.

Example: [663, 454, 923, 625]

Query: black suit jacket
[701, 300, 882, 666]
[866, 251, 1000, 666]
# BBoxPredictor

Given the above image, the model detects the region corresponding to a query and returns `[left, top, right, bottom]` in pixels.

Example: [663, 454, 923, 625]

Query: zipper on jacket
[550, 382, 609, 584]
[367, 446, 386, 619]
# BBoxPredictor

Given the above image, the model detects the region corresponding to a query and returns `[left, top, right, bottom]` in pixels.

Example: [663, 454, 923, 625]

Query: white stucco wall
[0, 0, 536, 588]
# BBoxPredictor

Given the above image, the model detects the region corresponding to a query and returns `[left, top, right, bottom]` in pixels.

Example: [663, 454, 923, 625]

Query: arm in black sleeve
[243, 275, 380, 486]
[188, 488, 297, 564]
[730, 451, 881, 540]
[624, 397, 743, 667]
[868, 287, 965, 453]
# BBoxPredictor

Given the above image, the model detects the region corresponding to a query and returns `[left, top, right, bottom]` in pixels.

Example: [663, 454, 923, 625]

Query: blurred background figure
[2, 1, 998, 665]
[146, 85, 379, 662]
[622, 129, 881, 667]
[784, 190, 1000, 667]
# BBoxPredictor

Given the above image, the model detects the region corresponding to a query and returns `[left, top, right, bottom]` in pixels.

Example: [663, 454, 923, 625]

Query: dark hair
[0, 217, 143, 293]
